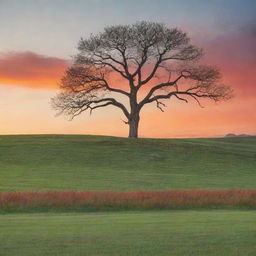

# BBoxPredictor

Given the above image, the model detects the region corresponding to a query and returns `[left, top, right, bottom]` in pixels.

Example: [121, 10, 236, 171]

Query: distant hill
[0, 135, 256, 192]
[225, 133, 252, 138]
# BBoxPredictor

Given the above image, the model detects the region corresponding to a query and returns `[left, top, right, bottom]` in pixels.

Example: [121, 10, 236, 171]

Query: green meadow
[1, 210, 255, 256]
[0, 135, 256, 191]
[0, 135, 255, 255]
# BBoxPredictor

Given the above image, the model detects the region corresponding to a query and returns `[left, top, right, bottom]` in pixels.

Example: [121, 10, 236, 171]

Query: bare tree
[52, 21, 233, 138]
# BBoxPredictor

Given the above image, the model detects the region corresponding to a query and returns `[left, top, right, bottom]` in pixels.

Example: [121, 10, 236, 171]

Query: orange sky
[0, 42, 255, 138]
[0, 1, 255, 138]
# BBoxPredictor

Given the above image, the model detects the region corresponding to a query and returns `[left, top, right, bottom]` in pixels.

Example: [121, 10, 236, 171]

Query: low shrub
[0, 190, 255, 213]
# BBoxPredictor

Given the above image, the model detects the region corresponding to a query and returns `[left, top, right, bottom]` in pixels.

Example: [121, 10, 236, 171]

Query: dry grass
[0, 190, 255, 212]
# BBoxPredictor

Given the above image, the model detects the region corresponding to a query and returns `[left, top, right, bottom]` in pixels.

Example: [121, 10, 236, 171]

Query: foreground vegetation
[0, 135, 255, 191]
[0, 135, 255, 255]
[1, 190, 255, 213]
[0, 210, 255, 256]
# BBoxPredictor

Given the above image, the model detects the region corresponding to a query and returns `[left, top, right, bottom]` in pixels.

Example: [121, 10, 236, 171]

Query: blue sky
[0, 0, 255, 57]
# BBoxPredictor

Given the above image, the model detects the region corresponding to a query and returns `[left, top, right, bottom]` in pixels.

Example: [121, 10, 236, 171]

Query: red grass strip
[0, 190, 255, 212]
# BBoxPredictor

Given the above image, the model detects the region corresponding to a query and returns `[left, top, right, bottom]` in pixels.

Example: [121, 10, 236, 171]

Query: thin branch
[156, 99, 166, 112]
[173, 94, 188, 103]
[139, 51, 166, 87]
[94, 60, 128, 79]
[189, 94, 204, 108]
[89, 102, 113, 114]
[94, 52, 125, 67]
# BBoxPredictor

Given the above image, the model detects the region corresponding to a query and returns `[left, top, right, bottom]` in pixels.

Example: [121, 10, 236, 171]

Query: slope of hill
[0, 135, 255, 192]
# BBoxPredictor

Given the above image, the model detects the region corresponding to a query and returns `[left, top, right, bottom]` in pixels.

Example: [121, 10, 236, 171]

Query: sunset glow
[0, 0, 255, 137]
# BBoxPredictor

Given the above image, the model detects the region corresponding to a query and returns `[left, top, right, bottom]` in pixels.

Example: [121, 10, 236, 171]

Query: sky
[0, 0, 255, 138]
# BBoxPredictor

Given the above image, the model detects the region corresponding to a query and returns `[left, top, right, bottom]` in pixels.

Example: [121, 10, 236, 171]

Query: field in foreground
[1, 135, 255, 255]
[0, 210, 255, 256]
[0, 135, 256, 191]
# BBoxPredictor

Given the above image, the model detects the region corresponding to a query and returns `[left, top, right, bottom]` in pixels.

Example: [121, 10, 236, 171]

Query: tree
[52, 21, 232, 138]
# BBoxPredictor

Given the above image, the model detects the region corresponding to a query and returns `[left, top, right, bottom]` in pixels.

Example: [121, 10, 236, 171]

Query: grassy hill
[1, 135, 255, 192]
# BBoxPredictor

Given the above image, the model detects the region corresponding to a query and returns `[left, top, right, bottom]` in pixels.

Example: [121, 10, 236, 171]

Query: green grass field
[0, 135, 255, 255]
[1, 210, 255, 256]
[0, 135, 256, 191]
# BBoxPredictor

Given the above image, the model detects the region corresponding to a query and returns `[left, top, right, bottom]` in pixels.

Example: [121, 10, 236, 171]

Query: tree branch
[141, 87, 230, 108]
[53, 95, 130, 120]
[94, 60, 128, 79]
[102, 78, 130, 97]
[139, 74, 184, 108]
[139, 51, 166, 87]
[88, 98, 130, 118]
[156, 99, 166, 112]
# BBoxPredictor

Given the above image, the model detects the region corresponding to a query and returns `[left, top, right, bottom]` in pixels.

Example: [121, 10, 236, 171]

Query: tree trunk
[128, 113, 140, 138]
[128, 88, 140, 138]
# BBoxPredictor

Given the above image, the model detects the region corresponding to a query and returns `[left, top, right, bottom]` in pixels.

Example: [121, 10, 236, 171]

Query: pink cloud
[0, 51, 69, 89]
